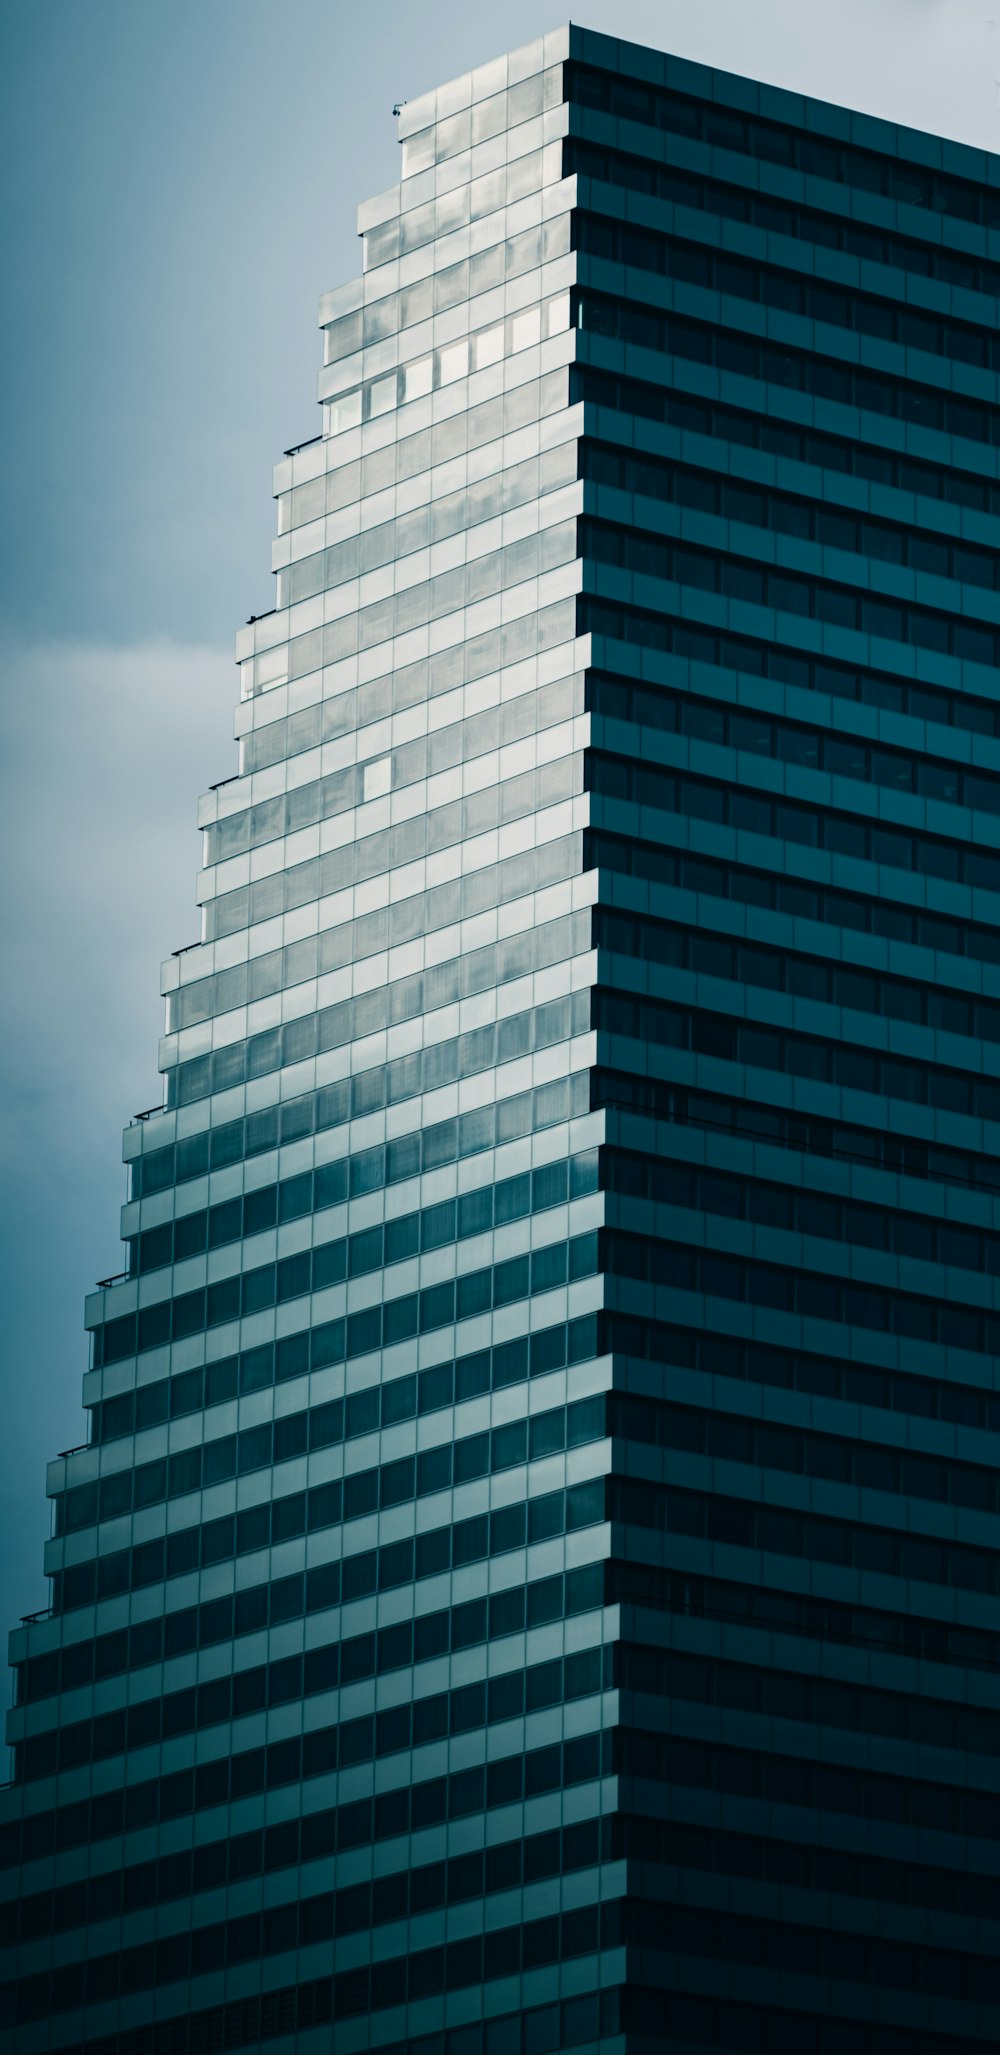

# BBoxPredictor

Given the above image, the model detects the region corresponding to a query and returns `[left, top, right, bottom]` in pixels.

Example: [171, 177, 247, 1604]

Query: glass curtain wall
[7, 22, 1000, 2055]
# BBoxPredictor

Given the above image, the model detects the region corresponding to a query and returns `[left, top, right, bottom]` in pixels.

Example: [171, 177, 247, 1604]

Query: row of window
[610, 1308, 1000, 1438]
[245, 556, 537, 737]
[239, 580, 576, 780]
[15, 1559, 998, 1893]
[375, 129, 561, 245]
[359, 192, 571, 304]
[577, 216, 1000, 374]
[598, 1066, 1000, 1201]
[259, 371, 570, 705]
[13, 1873, 1000, 2039]
[275, 380, 573, 608]
[583, 441, 1000, 593]
[46, 1353, 1000, 1705]
[588, 824, 1000, 980]
[592, 677, 1000, 822]
[18, 1632, 606, 1793]
[9, 1886, 618, 2027]
[618, 1716, 1000, 1839]
[182, 827, 580, 1041]
[12, 1902, 621, 2032]
[617, 1639, 1000, 1761]
[616, 1380, 1000, 1512]
[579, 297, 1000, 450]
[205, 706, 579, 872]
[576, 363, 1000, 521]
[615, 1388, 1000, 1519]
[91, 1306, 598, 1457]
[620, 1808, 1000, 1930]
[11, 1747, 998, 1961]
[128, 1144, 596, 1283]
[617, 1980, 975, 2055]
[279, 501, 576, 622]
[264, 403, 570, 694]
[94, 1215, 598, 1369]
[57, 1385, 603, 1542]
[598, 983, 1000, 1129]
[606, 1144, 1000, 1276]
[133, 985, 589, 1200]
[568, 61, 1000, 226]
[356, 179, 560, 333]
[25, 1473, 604, 1709]
[318, 292, 571, 472]
[613, 1472, 1000, 1599]
[241, 624, 419, 753]
[266, 499, 572, 678]
[13, 1975, 973, 2055]
[54, 1445, 602, 1619]
[399, 65, 562, 175]
[585, 509, 1000, 666]
[8, 1801, 609, 1948]
[403, 57, 563, 156]
[566, 137, 1000, 303]
[4, 1563, 604, 1861]
[163, 1070, 589, 1236]
[620, 1892, 997, 2004]
[28, 1983, 617, 2055]
[589, 748, 1000, 901]
[275, 415, 574, 546]
[166, 990, 579, 1150]
[609, 1558, 1000, 1680]
[607, 1217, 1000, 1353]
[598, 906, 1000, 1044]
[13, 1844, 1000, 2034]
[205, 735, 580, 942]
[167, 1043, 591, 1233]
[26, 1519, 604, 1780]
[589, 594, 1000, 770]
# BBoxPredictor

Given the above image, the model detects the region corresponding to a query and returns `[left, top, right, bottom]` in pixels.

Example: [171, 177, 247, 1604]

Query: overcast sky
[0, 0, 997, 1644]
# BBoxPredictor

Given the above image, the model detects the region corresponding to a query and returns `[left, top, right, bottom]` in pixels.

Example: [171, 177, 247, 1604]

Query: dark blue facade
[572, 26, 1000, 2055]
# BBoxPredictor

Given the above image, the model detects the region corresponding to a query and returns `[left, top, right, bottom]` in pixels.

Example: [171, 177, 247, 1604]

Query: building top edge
[391, 20, 1000, 189]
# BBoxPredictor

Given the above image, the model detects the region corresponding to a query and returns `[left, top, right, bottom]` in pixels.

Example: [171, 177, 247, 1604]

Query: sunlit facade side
[6, 23, 1000, 2055]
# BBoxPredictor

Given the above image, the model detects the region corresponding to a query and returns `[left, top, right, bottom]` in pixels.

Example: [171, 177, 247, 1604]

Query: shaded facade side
[571, 28, 1000, 2055]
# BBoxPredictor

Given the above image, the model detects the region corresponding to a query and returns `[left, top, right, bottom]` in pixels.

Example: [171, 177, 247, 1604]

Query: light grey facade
[2, 28, 618, 2055]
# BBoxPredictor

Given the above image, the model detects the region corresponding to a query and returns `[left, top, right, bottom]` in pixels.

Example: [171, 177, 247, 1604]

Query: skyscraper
[6, 20, 1000, 2050]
